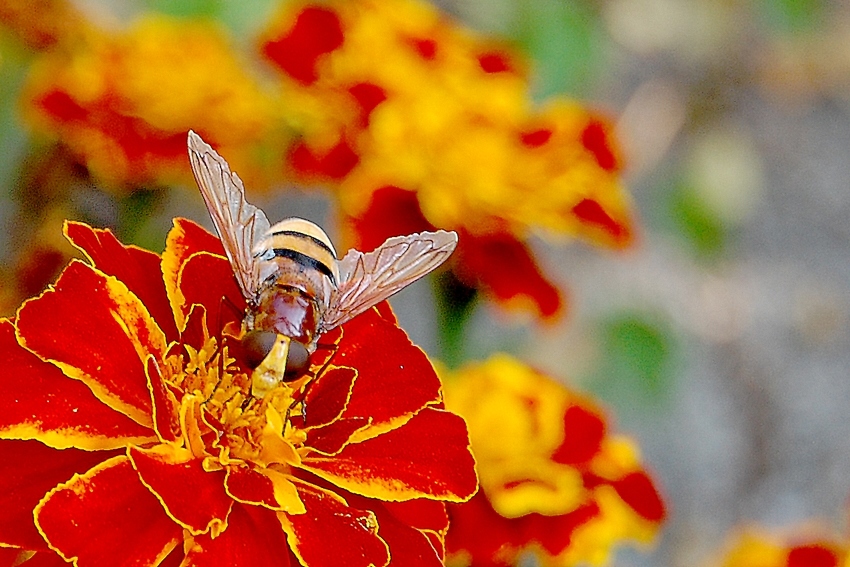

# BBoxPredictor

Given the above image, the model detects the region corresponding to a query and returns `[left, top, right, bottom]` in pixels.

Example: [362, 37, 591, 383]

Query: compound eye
[284, 341, 310, 378]
[242, 330, 277, 369]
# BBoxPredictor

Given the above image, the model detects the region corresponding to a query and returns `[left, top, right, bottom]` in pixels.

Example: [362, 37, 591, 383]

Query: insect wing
[322, 230, 458, 331]
[187, 131, 273, 300]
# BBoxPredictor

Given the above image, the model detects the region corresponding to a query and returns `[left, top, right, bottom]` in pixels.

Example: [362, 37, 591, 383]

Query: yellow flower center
[161, 337, 308, 469]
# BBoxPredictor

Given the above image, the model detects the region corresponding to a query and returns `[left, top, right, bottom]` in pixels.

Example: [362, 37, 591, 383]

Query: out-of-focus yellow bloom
[21, 15, 281, 189]
[262, 0, 631, 246]
[717, 527, 845, 567]
[259, 0, 633, 319]
[442, 354, 665, 566]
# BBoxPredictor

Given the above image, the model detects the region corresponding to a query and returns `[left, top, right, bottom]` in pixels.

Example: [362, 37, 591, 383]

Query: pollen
[161, 337, 306, 467]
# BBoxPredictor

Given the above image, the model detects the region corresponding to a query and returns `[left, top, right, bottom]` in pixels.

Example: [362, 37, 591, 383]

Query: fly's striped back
[256, 218, 340, 285]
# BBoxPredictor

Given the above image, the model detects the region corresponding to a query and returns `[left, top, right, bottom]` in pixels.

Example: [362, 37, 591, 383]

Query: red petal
[580, 120, 619, 172]
[373, 301, 398, 324]
[179, 304, 211, 352]
[306, 416, 368, 455]
[0, 319, 155, 449]
[183, 503, 290, 567]
[611, 471, 666, 523]
[146, 357, 180, 443]
[347, 186, 434, 253]
[335, 309, 442, 425]
[446, 493, 521, 566]
[283, 481, 389, 567]
[527, 502, 601, 556]
[16, 261, 163, 426]
[519, 128, 553, 148]
[381, 499, 449, 535]
[128, 446, 232, 534]
[407, 37, 438, 60]
[162, 218, 227, 332]
[35, 456, 182, 565]
[551, 405, 605, 465]
[177, 252, 244, 338]
[455, 230, 564, 319]
[0, 548, 21, 567]
[224, 467, 304, 514]
[64, 221, 179, 343]
[303, 366, 357, 429]
[348, 495, 449, 567]
[372, 505, 443, 567]
[157, 545, 186, 567]
[301, 408, 477, 502]
[571, 198, 632, 248]
[261, 6, 344, 85]
[12, 550, 69, 567]
[348, 82, 387, 126]
[0, 439, 116, 549]
[788, 545, 839, 567]
[289, 138, 359, 180]
[225, 467, 279, 509]
[36, 90, 86, 121]
[446, 493, 601, 563]
[477, 50, 515, 73]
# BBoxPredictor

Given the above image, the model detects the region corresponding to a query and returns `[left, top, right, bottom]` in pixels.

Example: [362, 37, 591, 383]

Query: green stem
[433, 271, 478, 368]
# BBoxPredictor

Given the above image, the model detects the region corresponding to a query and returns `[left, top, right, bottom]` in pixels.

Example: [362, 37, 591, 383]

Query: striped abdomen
[249, 218, 339, 349]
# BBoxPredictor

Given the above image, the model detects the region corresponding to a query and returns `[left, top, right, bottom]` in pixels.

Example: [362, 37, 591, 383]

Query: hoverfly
[187, 131, 457, 397]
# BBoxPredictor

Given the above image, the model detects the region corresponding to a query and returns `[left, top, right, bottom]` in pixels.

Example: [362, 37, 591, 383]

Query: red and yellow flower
[259, 0, 634, 319]
[20, 15, 280, 189]
[715, 528, 846, 567]
[0, 219, 477, 565]
[442, 355, 665, 566]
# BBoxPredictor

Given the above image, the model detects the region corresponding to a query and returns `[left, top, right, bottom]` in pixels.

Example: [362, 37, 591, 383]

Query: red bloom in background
[443, 355, 665, 567]
[0, 219, 477, 566]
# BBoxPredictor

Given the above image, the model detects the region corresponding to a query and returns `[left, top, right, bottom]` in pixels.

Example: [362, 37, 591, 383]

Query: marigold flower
[20, 15, 279, 189]
[259, 0, 634, 319]
[0, 219, 477, 565]
[442, 354, 665, 566]
[716, 528, 845, 567]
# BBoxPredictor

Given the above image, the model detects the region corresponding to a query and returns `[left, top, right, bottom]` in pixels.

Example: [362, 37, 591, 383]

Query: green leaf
[510, 0, 608, 99]
[142, 0, 224, 18]
[588, 312, 677, 414]
[433, 270, 479, 368]
[668, 181, 727, 260]
[758, 0, 826, 34]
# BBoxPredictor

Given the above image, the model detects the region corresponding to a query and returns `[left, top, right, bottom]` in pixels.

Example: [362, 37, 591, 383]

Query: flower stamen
[161, 337, 306, 468]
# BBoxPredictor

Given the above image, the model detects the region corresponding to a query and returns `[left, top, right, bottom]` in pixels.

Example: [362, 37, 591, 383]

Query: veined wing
[322, 230, 458, 331]
[187, 131, 272, 301]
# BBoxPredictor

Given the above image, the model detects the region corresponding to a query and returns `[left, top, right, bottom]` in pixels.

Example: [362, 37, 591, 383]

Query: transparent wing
[187, 130, 272, 300]
[322, 230, 458, 331]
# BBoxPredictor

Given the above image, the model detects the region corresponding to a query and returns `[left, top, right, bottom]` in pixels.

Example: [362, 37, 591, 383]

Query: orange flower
[20, 15, 279, 189]
[716, 528, 846, 567]
[442, 355, 664, 566]
[0, 219, 477, 565]
[259, 0, 634, 319]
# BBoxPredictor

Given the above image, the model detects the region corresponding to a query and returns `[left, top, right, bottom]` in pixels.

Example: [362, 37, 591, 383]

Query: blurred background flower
[2, 0, 850, 566]
[711, 525, 846, 567]
[443, 354, 665, 566]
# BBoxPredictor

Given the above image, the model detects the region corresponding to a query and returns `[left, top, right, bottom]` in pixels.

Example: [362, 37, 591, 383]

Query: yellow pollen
[161, 337, 307, 466]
